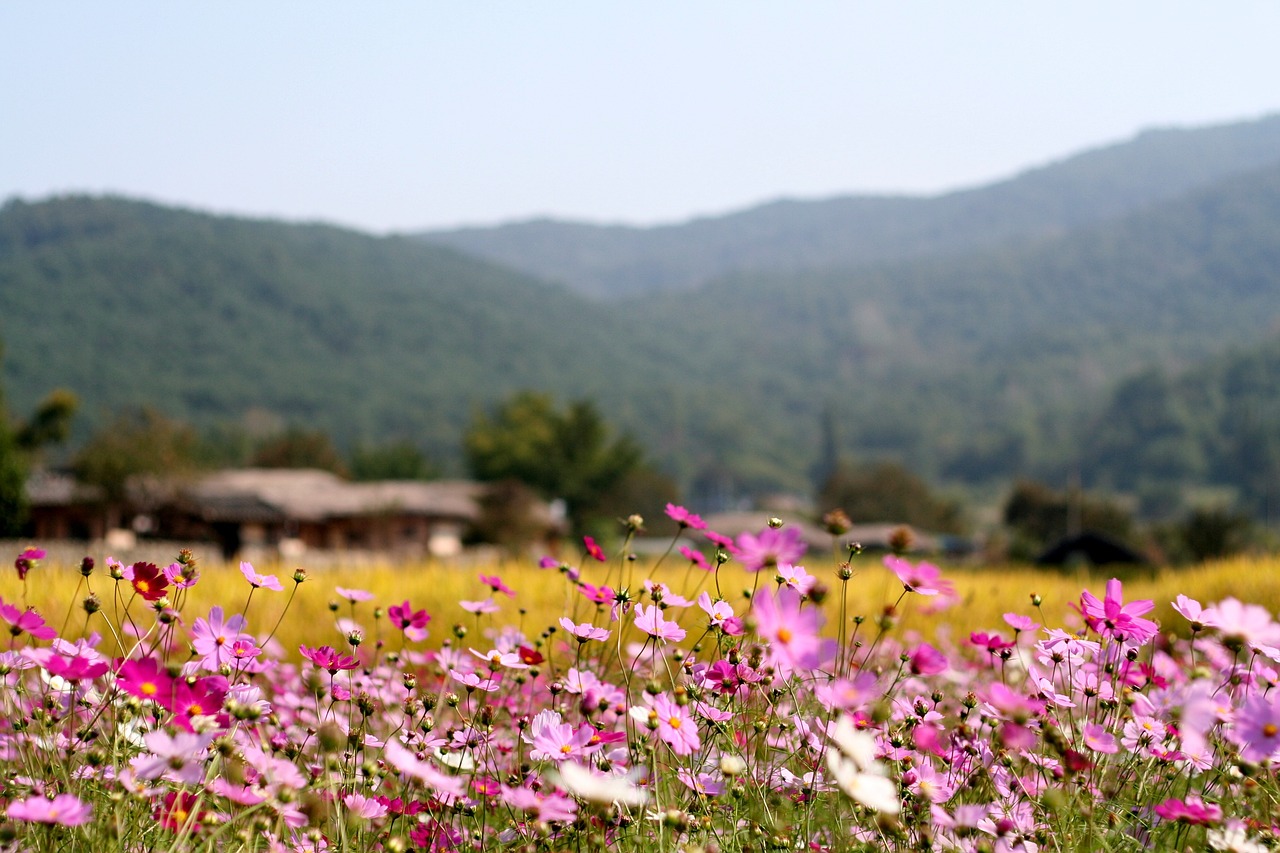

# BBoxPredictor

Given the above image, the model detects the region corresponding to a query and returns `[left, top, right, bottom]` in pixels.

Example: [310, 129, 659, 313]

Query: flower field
[2, 509, 1280, 852]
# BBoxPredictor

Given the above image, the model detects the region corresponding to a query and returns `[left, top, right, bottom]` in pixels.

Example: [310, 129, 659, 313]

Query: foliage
[251, 427, 348, 476]
[464, 391, 645, 534]
[348, 439, 438, 481]
[70, 407, 203, 502]
[1002, 479, 1136, 560]
[818, 460, 965, 534]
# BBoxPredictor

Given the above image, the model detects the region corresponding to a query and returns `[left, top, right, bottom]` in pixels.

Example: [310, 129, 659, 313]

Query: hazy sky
[5, 3, 1280, 233]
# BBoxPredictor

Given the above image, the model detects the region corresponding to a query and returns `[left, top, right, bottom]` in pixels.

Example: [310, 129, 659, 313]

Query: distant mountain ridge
[418, 114, 1280, 298]
[5, 113, 1280, 509]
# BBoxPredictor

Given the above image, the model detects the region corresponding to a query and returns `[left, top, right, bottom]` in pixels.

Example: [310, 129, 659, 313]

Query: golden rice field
[2, 548, 1274, 660]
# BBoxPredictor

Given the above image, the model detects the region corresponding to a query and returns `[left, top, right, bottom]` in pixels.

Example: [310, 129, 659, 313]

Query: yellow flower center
[1265, 723, 1278, 738]
[141, 682, 157, 696]
[668, 717, 681, 729]
[776, 627, 793, 644]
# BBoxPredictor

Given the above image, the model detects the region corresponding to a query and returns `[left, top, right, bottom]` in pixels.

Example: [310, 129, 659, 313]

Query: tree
[251, 427, 348, 475]
[818, 460, 965, 535]
[349, 439, 438, 481]
[71, 407, 202, 503]
[464, 392, 645, 535]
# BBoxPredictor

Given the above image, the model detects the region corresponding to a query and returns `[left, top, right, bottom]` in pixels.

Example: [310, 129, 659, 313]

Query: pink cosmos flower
[559, 617, 610, 643]
[133, 730, 215, 784]
[1077, 578, 1158, 644]
[163, 561, 199, 589]
[665, 503, 707, 530]
[633, 603, 686, 642]
[460, 597, 500, 614]
[190, 606, 250, 672]
[7, 793, 92, 826]
[300, 644, 359, 674]
[382, 738, 466, 798]
[1154, 795, 1222, 826]
[679, 545, 710, 570]
[0, 599, 57, 640]
[388, 600, 431, 641]
[704, 530, 738, 553]
[116, 656, 177, 705]
[1003, 612, 1040, 633]
[1171, 594, 1206, 629]
[583, 535, 607, 562]
[735, 526, 806, 572]
[1201, 597, 1280, 658]
[752, 585, 835, 675]
[644, 692, 700, 756]
[1228, 691, 1280, 763]
[470, 647, 530, 670]
[884, 556, 950, 597]
[776, 562, 816, 595]
[14, 547, 45, 581]
[239, 561, 283, 591]
[1082, 722, 1119, 754]
[524, 709, 598, 761]
[25, 647, 108, 681]
[908, 643, 949, 676]
[335, 586, 375, 602]
[479, 573, 516, 597]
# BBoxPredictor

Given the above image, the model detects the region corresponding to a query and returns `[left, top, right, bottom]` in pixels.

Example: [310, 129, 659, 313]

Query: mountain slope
[419, 113, 1280, 298]
[0, 196, 690, 464]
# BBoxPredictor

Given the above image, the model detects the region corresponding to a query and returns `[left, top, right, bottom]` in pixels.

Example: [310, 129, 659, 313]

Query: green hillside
[419, 114, 1280, 298]
[5, 121, 1280, 511]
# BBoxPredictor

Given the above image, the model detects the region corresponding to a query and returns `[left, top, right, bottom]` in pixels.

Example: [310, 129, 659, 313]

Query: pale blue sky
[4, 3, 1280, 233]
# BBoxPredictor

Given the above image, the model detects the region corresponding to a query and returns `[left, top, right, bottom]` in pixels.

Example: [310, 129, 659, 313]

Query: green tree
[72, 407, 202, 503]
[349, 439, 438, 481]
[251, 427, 348, 475]
[818, 460, 965, 535]
[464, 392, 645, 535]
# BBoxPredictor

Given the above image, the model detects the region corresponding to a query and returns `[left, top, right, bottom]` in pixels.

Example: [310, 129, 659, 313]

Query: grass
[5, 546, 1277, 661]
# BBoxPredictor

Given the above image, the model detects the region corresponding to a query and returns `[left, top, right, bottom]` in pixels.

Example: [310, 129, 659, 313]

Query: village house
[25, 468, 557, 560]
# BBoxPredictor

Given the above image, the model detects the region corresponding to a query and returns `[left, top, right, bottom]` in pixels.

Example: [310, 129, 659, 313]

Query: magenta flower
[0, 600, 57, 640]
[582, 536, 607, 562]
[633, 603, 686, 642]
[1078, 578, 1158, 644]
[7, 793, 92, 826]
[388, 600, 431, 641]
[908, 642, 948, 676]
[679, 545, 710, 570]
[300, 644, 359, 674]
[479, 573, 516, 597]
[239, 561, 283, 591]
[116, 656, 177, 704]
[735, 526, 806, 572]
[1153, 795, 1222, 826]
[13, 547, 45, 581]
[25, 647, 108, 681]
[665, 503, 707, 530]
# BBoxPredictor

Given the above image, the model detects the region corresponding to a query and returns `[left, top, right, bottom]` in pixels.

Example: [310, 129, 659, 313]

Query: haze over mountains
[4, 114, 1280, 515]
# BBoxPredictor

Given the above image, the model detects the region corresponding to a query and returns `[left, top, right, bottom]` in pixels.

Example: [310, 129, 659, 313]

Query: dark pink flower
[679, 545, 710, 570]
[1078, 578, 1158, 644]
[1153, 795, 1222, 825]
[300, 644, 359, 674]
[0, 600, 57, 640]
[583, 536, 607, 562]
[665, 503, 707, 530]
[908, 642, 948, 676]
[752, 585, 834, 674]
[116, 656, 177, 705]
[479, 573, 516, 597]
[14, 547, 45, 581]
[388, 599, 431, 641]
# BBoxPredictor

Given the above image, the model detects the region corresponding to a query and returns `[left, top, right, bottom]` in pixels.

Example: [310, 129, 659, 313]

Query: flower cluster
[1, 526, 1279, 853]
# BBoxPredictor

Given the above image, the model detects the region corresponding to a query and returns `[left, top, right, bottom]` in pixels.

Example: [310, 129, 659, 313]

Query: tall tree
[464, 392, 644, 535]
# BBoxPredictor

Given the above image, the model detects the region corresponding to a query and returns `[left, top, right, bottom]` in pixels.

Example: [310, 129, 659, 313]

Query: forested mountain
[4, 115, 1280, 513]
[419, 114, 1280, 299]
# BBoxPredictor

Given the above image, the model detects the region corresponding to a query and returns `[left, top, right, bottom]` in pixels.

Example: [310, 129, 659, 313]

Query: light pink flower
[239, 561, 283, 591]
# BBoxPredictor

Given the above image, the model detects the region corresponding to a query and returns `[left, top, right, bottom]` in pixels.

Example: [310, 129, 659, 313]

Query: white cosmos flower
[551, 761, 649, 807]
[826, 715, 901, 815]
